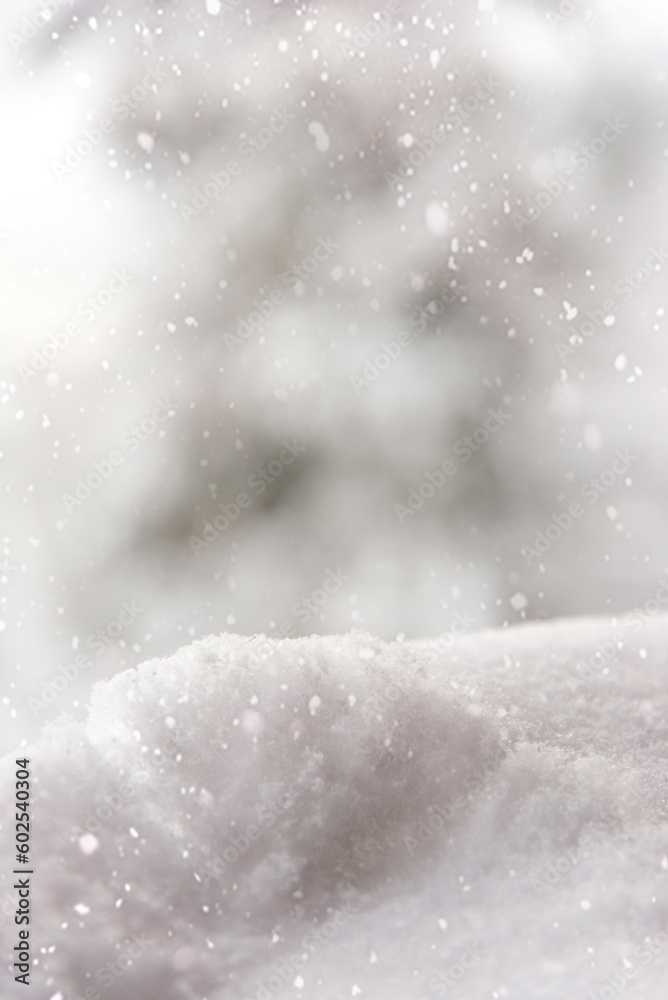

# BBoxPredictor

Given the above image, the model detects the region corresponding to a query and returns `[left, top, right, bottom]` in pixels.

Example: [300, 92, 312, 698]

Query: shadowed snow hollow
[1, 620, 667, 999]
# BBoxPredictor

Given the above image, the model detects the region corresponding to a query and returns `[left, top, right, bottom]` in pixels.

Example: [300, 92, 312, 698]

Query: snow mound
[85, 632, 503, 911]
[2, 621, 668, 999]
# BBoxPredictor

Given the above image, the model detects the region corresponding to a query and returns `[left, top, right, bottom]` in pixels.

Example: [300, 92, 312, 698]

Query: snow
[2, 0, 668, 755]
[1, 0, 668, 990]
[2, 618, 667, 998]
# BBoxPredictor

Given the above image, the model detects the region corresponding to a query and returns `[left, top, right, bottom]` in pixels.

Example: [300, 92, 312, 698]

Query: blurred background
[2, 0, 668, 752]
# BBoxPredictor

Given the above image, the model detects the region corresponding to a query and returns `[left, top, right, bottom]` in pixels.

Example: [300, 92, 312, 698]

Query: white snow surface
[2, 618, 668, 999]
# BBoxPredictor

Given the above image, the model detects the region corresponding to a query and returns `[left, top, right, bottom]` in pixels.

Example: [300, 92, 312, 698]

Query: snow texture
[2, 619, 667, 998]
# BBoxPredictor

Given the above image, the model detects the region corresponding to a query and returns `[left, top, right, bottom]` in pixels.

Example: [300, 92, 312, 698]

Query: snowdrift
[1, 617, 668, 999]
